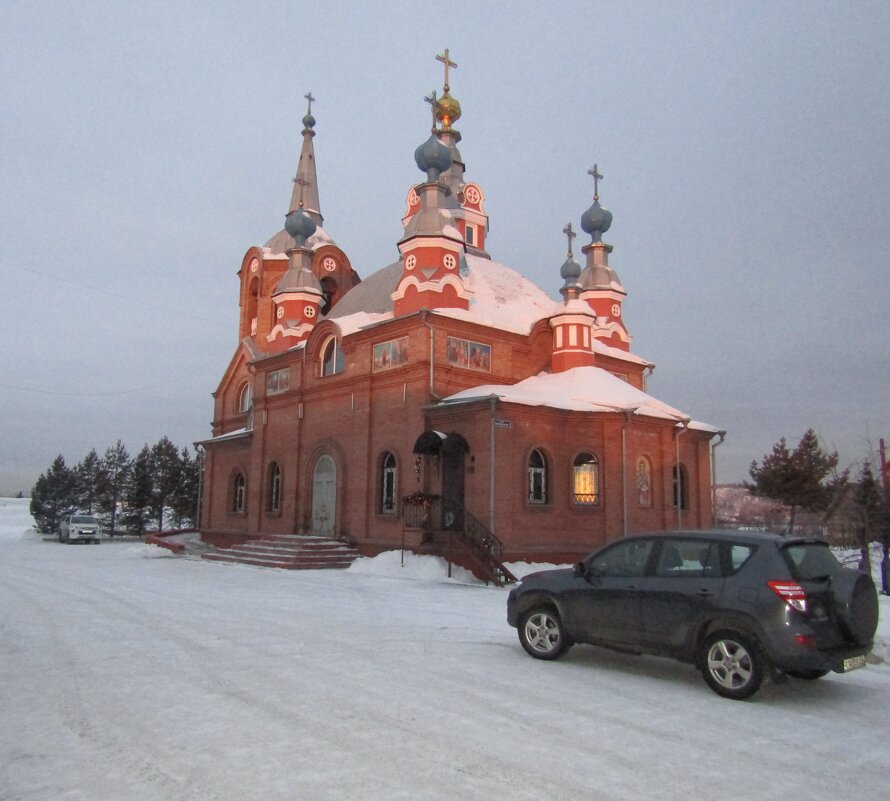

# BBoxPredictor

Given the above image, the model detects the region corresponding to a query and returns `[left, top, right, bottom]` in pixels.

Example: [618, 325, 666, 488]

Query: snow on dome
[435, 254, 561, 335]
[263, 224, 335, 257]
[329, 254, 560, 337]
[439, 365, 691, 421]
[330, 311, 393, 338]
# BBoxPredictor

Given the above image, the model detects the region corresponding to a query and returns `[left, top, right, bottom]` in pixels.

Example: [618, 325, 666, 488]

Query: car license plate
[843, 655, 866, 672]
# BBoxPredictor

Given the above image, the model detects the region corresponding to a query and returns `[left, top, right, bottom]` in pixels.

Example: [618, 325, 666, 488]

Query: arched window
[321, 337, 345, 376]
[573, 452, 599, 506]
[267, 462, 281, 513]
[232, 472, 246, 513]
[673, 464, 689, 510]
[528, 449, 547, 505]
[237, 383, 252, 413]
[381, 452, 397, 515]
[636, 456, 652, 507]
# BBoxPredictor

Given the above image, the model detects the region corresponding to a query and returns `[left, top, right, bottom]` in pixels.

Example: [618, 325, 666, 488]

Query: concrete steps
[201, 533, 360, 571]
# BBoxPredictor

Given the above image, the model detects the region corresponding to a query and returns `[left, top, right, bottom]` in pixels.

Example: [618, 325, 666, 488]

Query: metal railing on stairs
[401, 495, 516, 586]
[456, 507, 517, 586]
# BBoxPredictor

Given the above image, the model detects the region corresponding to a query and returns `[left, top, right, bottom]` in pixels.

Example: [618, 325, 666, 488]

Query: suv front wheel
[700, 631, 764, 700]
[518, 607, 571, 660]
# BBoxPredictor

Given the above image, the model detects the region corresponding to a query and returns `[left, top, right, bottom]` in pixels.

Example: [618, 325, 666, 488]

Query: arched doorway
[411, 431, 469, 531]
[312, 455, 337, 536]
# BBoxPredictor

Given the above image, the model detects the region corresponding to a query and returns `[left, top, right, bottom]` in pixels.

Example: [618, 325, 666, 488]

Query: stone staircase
[201, 533, 361, 571]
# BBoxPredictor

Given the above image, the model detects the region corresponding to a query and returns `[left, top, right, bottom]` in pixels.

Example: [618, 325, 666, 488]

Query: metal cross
[292, 175, 310, 207]
[436, 48, 457, 91]
[588, 163, 603, 201]
[304, 91, 315, 115]
[424, 89, 439, 131]
[563, 222, 576, 256]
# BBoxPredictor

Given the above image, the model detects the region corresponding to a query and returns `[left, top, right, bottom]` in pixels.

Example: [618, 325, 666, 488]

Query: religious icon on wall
[447, 336, 490, 371]
[373, 337, 409, 371]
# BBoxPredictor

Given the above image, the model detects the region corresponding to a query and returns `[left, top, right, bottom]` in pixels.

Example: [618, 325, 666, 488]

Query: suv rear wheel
[701, 631, 764, 700]
[518, 607, 570, 660]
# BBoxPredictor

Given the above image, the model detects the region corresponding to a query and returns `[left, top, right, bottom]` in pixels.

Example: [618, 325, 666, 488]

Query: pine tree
[149, 436, 182, 532]
[98, 440, 131, 536]
[126, 446, 154, 534]
[852, 462, 882, 575]
[30, 455, 77, 533]
[75, 449, 102, 514]
[170, 447, 200, 528]
[747, 429, 840, 534]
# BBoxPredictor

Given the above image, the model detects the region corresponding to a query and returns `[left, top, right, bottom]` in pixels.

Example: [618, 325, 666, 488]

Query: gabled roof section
[214, 338, 259, 398]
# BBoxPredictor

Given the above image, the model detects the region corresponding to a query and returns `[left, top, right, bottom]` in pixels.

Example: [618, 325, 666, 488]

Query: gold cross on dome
[304, 91, 315, 115]
[436, 48, 457, 92]
[424, 89, 439, 131]
[563, 222, 576, 256]
[588, 163, 603, 201]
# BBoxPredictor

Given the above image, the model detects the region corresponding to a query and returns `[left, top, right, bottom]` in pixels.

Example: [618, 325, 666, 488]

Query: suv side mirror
[573, 561, 585, 577]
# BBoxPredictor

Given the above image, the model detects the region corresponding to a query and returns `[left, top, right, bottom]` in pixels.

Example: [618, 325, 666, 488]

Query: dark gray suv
[507, 530, 878, 699]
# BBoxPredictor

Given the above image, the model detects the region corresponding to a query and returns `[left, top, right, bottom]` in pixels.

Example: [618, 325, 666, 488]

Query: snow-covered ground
[1, 496, 887, 801]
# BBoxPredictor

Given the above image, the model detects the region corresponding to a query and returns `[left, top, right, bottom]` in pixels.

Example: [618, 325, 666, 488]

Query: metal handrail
[401, 497, 516, 585]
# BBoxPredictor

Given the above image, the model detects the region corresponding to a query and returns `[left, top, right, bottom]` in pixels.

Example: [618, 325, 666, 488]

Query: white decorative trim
[398, 236, 463, 252]
[592, 321, 631, 344]
[390, 273, 472, 302]
[549, 313, 596, 328]
[580, 288, 627, 303]
[267, 322, 315, 341]
[462, 182, 485, 211]
[274, 289, 323, 303]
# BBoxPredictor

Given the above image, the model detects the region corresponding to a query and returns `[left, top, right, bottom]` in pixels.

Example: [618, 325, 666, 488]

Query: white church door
[311, 455, 337, 536]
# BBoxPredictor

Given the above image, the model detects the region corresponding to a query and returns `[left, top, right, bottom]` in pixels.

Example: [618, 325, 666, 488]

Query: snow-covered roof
[196, 427, 252, 446]
[327, 254, 560, 337]
[437, 365, 692, 422]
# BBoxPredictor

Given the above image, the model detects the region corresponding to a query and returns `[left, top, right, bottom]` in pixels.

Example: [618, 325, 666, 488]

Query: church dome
[580, 199, 613, 243]
[560, 255, 582, 283]
[436, 92, 462, 128]
[284, 207, 317, 247]
[329, 254, 559, 336]
[414, 133, 453, 181]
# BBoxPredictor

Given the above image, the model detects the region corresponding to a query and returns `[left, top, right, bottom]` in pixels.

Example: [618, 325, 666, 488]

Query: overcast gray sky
[1, 0, 888, 495]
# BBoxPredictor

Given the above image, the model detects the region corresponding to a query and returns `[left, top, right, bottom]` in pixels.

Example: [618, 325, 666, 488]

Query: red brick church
[197, 52, 722, 574]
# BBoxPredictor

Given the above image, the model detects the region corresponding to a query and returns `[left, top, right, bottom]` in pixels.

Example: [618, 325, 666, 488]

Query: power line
[0, 382, 163, 397]
[0, 259, 231, 327]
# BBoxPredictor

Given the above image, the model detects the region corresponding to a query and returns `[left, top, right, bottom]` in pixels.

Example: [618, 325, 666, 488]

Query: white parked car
[58, 515, 101, 544]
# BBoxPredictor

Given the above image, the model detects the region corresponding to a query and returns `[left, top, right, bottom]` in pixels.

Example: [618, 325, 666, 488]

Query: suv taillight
[767, 580, 808, 612]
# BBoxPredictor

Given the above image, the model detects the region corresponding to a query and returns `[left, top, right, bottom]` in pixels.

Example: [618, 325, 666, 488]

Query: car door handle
[697, 589, 714, 597]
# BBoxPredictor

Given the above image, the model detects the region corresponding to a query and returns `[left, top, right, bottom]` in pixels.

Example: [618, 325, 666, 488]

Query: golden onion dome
[436, 91, 462, 129]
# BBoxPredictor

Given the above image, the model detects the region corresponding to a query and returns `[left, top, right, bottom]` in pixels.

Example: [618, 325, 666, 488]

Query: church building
[197, 52, 723, 576]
